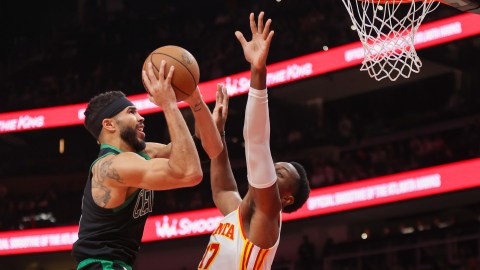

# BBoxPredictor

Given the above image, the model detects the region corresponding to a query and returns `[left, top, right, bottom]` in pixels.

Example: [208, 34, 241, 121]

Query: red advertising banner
[283, 158, 480, 221]
[1, 14, 480, 134]
[1, 158, 479, 255]
[0, 226, 78, 255]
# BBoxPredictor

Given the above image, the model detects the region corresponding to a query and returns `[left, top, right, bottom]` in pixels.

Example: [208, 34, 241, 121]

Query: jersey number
[198, 242, 220, 269]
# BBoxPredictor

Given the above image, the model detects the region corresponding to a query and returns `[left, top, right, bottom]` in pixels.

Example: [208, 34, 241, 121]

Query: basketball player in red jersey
[198, 12, 311, 270]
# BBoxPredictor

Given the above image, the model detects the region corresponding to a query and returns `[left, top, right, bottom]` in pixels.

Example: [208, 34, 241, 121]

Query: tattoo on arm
[92, 162, 112, 207]
[92, 183, 111, 207]
[91, 158, 124, 207]
[192, 101, 202, 112]
[100, 159, 124, 184]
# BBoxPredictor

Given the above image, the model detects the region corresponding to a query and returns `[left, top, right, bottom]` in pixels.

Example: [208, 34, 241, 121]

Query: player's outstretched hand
[235, 11, 274, 70]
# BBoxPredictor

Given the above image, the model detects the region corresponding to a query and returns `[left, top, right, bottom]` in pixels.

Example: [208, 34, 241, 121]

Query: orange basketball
[142, 45, 200, 101]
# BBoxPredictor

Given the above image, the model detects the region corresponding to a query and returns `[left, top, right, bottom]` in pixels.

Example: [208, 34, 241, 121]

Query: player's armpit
[246, 184, 282, 218]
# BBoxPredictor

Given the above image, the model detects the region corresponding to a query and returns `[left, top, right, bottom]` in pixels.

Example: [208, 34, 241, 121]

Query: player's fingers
[158, 60, 166, 80]
[235, 31, 247, 48]
[142, 73, 153, 96]
[222, 86, 229, 109]
[142, 70, 151, 88]
[258, 11, 265, 33]
[221, 85, 228, 98]
[216, 84, 224, 104]
[222, 99, 228, 118]
[215, 88, 220, 103]
[223, 86, 229, 102]
[146, 62, 157, 82]
[216, 104, 223, 115]
[265, 31, 274, 50]
[263, 19, 272, 39]
[165, 65, 175, 84]
[249, 12, 257, 34]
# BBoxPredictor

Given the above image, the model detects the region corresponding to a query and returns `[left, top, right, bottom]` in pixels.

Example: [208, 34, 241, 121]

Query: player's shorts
[77, 258, 132, 270]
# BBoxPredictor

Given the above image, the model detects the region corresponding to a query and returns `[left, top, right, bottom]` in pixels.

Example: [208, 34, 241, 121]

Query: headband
[85, 97, 134, 139]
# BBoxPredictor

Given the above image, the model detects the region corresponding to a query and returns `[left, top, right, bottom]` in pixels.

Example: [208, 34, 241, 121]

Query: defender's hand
[212, 84, 229, 133]
[235, 11, 274, 70]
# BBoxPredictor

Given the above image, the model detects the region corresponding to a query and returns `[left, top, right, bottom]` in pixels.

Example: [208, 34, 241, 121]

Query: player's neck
[100, 136, 135, 152]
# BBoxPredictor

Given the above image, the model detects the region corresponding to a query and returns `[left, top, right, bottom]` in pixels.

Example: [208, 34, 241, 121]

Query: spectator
[296, 235, 316, 270]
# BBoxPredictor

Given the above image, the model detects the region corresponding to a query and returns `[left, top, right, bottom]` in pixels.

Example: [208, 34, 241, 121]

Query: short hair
[84, 91, 127, 139]
[283, 161, 310, 213]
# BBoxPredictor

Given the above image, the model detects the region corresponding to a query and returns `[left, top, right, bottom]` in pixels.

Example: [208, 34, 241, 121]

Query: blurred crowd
[1, 0, 354, 112]
[270, 208, 480, 270]
[320, 212, 480, 270]
[1, 0, 461, 112]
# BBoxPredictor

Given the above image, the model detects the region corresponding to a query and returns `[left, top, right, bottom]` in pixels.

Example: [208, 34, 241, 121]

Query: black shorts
[77, 259, 132, 270]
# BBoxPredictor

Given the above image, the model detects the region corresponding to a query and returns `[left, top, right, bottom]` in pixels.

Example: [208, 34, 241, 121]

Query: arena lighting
[1, 14, 480, 134]
[1, 158, 479, 255]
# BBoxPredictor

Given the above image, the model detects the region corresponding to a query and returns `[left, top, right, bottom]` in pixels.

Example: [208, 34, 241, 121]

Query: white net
[342, 0, 440, 81]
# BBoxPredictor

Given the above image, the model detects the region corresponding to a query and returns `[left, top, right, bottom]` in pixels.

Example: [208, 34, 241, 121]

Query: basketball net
[342, 0, 440, 81]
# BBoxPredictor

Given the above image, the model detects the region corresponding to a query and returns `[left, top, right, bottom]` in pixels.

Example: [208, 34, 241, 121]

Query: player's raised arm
[236, 12, 282, 217]
[210, 84, 242, 215]
[141, 60, 203, 186]
[197, 12, 310, 269]
[185, 86, 223, 159]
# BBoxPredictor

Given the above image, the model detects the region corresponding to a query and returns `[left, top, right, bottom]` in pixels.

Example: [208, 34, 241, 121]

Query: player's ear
[102, 118, 117, 133]
[282, 194, 294, 207]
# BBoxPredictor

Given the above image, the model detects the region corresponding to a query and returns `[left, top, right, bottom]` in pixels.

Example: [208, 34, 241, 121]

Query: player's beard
[120, 125, 146, 152]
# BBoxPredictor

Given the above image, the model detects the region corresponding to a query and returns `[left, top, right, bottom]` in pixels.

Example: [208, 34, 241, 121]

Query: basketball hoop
[342, 0, 440, 81]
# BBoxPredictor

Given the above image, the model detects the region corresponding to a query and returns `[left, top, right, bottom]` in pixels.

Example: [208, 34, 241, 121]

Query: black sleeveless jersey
[72, 144, 154, 266]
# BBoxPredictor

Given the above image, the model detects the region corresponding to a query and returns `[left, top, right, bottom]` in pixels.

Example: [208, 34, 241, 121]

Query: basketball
[142, 45, 200, 101]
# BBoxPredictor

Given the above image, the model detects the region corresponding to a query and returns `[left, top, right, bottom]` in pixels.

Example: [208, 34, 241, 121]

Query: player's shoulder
[115, 151, 146, 161]
[97, 151, 144, 167]
[92, 152, 146, 181]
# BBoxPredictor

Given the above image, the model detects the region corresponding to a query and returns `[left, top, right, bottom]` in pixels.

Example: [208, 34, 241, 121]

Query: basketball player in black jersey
[72, 60, 223, 270]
